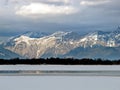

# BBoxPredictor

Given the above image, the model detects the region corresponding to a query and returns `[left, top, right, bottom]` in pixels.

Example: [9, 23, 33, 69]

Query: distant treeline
[0, 58, 120, 65]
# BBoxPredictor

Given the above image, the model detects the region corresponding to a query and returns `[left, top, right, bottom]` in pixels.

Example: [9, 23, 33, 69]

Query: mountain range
[0, 45, 22, 59]
[1, 27, 120, 60]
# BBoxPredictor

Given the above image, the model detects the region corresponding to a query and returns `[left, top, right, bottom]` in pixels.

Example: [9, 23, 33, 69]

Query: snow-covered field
[0, 65, 120, 90]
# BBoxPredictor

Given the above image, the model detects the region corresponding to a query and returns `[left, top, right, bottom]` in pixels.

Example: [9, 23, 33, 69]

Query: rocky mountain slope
[2, 27, 120, 59]
[0, 45, 22, 59]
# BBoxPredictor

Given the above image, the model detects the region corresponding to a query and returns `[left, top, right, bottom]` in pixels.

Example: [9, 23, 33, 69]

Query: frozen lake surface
[0, 76, 120, 90]
[0, 65, 120, 70]
[0, 65, 120, 90]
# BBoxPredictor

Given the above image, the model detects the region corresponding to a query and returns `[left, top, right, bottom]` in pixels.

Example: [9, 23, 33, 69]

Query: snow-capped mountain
[41, 31, 81, 58]
[3, 31, 80, 58]
[64, 27, 120, 59]
[2, 27, 120, 59]
[3, 31, 49, 47]
[21, 31, 49, 38]
[0, 45, 22, 59]
[78, 27, 120, 48]
[64, 45, 120, 60]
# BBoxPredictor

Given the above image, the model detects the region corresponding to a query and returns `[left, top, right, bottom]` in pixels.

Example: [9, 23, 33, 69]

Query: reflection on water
[0, 70, 120, 76]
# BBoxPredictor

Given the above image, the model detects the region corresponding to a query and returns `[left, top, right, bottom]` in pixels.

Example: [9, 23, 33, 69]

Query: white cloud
[16, 3, 77, 17]
[80, 0, 110, 6]
[47, 0, 70, 4]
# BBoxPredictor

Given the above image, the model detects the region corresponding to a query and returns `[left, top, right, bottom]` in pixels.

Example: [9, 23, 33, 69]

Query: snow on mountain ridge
[4, 31, 80, 58]
[78, 30, 120, 48]
[3, 28, 120, 59]
[21, 31, 49, 38]
[6, 35, 57, 58]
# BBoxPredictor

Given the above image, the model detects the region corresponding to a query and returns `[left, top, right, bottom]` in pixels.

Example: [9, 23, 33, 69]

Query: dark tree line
[0, 58, 120, 65]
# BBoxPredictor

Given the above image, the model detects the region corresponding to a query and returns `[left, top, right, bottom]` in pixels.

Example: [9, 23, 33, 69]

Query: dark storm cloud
[0, 0, 120, 37]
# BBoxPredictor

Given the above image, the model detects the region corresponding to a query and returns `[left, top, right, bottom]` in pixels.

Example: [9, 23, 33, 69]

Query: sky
[0, 0, 120, 37]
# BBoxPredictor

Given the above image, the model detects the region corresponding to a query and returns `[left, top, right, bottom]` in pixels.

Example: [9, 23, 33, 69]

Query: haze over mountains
[0, 27, 120, 60]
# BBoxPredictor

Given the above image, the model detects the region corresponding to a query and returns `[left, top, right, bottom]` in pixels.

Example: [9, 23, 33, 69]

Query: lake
[0, 65, 120, 90]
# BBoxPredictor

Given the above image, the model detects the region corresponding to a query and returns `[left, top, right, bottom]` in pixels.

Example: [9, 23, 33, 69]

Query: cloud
[80, 0, 110, 6]
[16, 2, 77, 17]
[47, 0, 71, 4]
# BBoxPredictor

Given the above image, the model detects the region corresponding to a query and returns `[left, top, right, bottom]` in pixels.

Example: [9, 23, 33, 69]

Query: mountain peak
[117, 26, 120, 30]
[22, 31, 49, 38]
[116, 26, 120, 31]
[51, 31, 69, 37]
[112, 26, 120, 34]
[91, 31, 110, 35]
